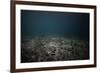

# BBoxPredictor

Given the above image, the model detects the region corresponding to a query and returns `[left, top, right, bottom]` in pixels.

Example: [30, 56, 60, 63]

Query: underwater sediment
[21, 36, 89, 63]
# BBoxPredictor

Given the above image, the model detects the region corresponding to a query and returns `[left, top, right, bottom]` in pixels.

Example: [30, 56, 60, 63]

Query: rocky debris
[21, 36, 89, 63]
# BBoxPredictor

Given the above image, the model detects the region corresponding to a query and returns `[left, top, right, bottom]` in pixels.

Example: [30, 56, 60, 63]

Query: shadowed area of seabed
[21, 36, 89, 63]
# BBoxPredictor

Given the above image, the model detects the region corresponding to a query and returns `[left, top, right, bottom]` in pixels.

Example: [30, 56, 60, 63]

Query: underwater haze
[21, 10, 89, 40]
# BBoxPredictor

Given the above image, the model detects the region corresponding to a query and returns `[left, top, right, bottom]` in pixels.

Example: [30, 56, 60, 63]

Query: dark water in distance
[21, 10, 89, 40]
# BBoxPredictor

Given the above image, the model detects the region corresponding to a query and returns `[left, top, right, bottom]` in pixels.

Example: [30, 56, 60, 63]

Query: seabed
[21, 36, 89, 63]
